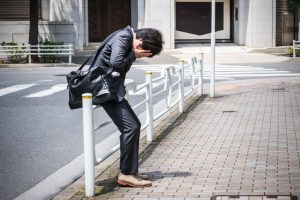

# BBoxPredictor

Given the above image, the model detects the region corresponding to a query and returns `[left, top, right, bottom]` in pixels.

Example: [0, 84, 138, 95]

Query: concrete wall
[49, 0, 87, 49]
[234, 0, 249, 45]
[0, 0, 86, 50]
[245, 0, 276, 47]
[143, 0, 175, 49]
[0, 21, 75, 45]
[0, 0, 285, 49]
[234, 0, 276, 47]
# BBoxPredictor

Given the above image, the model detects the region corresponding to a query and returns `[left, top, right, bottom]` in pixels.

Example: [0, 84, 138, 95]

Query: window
[0, 0, 41, 20]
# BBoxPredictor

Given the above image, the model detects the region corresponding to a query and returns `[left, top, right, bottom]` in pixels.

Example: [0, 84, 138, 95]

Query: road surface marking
[37, 80, 53, 82]
[0, 84, 37, 97]
[25, 84, 67, 97]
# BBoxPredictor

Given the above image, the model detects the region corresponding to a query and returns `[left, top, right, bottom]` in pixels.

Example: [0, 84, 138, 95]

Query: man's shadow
[94, 171, 192, 196]
[140, 171, 193, 181]
[94, 95, 205, 196]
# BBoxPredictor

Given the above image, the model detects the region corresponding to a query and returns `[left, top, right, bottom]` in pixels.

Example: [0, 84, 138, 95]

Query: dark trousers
[101, 99, 141, 175]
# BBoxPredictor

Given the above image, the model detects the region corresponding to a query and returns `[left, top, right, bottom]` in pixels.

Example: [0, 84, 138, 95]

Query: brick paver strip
[56, 79, 300, 200]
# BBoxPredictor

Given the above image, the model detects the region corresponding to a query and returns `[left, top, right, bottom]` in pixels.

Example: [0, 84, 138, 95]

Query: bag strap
[77, 30, 120, 71]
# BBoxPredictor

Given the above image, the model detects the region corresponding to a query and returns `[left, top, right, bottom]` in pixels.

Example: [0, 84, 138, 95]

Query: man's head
[133, 28, 164, 57]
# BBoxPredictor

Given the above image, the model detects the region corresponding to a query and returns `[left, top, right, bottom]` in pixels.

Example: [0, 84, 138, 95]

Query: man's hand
[133, 39, 152, 58]
[133, 49, 152, 58]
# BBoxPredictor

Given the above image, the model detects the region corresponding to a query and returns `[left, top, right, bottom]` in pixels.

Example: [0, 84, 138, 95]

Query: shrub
[288, 46, 300, 57]
[0, 42, 26, 63]
[39, 39, 64, 63]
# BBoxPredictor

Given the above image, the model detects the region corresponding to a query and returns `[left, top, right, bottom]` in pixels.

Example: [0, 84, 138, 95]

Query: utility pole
[210, 0, 216, 98]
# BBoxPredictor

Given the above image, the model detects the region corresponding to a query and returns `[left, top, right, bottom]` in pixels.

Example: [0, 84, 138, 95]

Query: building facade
[0, 0, 299, 50]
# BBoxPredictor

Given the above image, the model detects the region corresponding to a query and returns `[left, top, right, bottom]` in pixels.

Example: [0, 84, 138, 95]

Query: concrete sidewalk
[54, 77, 300, 200]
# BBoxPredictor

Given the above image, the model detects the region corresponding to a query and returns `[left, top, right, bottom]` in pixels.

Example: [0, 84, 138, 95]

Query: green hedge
[39, 39, 64, 63]
[288, 46, 300, 57]
[0, 42, 26, 63]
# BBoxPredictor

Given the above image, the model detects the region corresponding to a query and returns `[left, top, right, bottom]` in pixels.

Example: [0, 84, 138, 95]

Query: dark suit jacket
[90, 26, 136, 101]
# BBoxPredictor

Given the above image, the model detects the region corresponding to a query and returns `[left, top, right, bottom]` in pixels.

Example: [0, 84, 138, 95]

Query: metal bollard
[145, 72, 154, 142]
[178, 61, 185, 113]
[82, 93, 95, 197]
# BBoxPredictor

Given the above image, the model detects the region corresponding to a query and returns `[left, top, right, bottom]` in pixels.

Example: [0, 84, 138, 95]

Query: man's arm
[109, 32, 136, 69]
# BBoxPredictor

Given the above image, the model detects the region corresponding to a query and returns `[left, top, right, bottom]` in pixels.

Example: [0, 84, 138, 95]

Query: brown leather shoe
[135, 173, 149, 180]
[118, 173, 149, 180]
[117, 173, 152, 187]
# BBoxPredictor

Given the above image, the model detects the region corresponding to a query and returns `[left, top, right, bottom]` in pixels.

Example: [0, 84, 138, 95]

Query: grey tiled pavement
[66, 78, 300, 200]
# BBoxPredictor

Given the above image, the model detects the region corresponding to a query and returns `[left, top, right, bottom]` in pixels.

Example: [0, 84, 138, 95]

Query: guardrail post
[178, 61, 185, 113]
[145, 72, 154, 142]
[69, 44, 72, 63]
[166, 68, 172, 108]
[37, 43, 40, 58]
[191, 57, 196, 90]
[198, 55, 203, 96]
[82, 93, 95, 197]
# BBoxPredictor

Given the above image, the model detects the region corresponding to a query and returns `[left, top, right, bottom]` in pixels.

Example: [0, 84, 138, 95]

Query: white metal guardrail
[293, 40, 300, 59]
[0, 44, 74, 63]
[81, 56, 203, 197]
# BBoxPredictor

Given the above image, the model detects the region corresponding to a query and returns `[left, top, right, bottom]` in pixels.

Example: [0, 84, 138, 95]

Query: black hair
[135, 28, 164, 57]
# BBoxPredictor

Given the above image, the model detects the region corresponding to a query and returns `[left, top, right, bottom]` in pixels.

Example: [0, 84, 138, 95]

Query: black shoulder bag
[66, 31, 123, 110]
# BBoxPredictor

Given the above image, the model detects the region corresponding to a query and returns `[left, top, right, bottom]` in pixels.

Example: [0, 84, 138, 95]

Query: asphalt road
[0, 66, 163, 200]
[0, 60, 300, 200]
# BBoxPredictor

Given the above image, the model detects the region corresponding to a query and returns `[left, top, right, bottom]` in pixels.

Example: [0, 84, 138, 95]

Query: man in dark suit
[94, 26, 163, 187]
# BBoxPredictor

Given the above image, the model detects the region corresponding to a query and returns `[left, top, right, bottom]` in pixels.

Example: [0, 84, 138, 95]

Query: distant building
[0, 0, 299, 50]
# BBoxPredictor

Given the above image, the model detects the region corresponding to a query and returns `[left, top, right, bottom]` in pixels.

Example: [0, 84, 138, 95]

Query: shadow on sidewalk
[93, 171, 193, 196]
[145, 171, 193, 181]
[138, 95, 207, 163]
[91, 94, 207, 197]
[94, 177, 118, 196]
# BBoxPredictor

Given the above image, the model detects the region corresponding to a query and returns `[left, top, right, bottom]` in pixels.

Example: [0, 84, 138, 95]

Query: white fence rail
[0, 44, 73, 63]
[81, 56, 203, 197]
[293, 40, 300, 59]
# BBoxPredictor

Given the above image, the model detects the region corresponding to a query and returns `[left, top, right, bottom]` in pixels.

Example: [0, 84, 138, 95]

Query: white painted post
[210, 0, 216, 98]
[166, 69, 172, 107]
[178, 61, 185, 113]
[37, 43, 40, 58]
[191, 57, 196, 90]
[145, 72, 154, 142]
[69, 44, 72, 63]
[198, 56, 203, 96]
[82, 93, 95, 197]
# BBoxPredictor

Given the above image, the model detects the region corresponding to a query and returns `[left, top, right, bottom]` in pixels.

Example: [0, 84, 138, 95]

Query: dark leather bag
[66, 31, 122, 110]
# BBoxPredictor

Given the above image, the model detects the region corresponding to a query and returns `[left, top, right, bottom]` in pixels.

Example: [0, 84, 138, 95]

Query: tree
[289, 0, 300, 8]
[29, 0, 39, 62]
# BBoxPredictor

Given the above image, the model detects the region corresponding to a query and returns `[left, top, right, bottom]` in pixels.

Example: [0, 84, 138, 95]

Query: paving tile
[57, 81, 300, 200]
